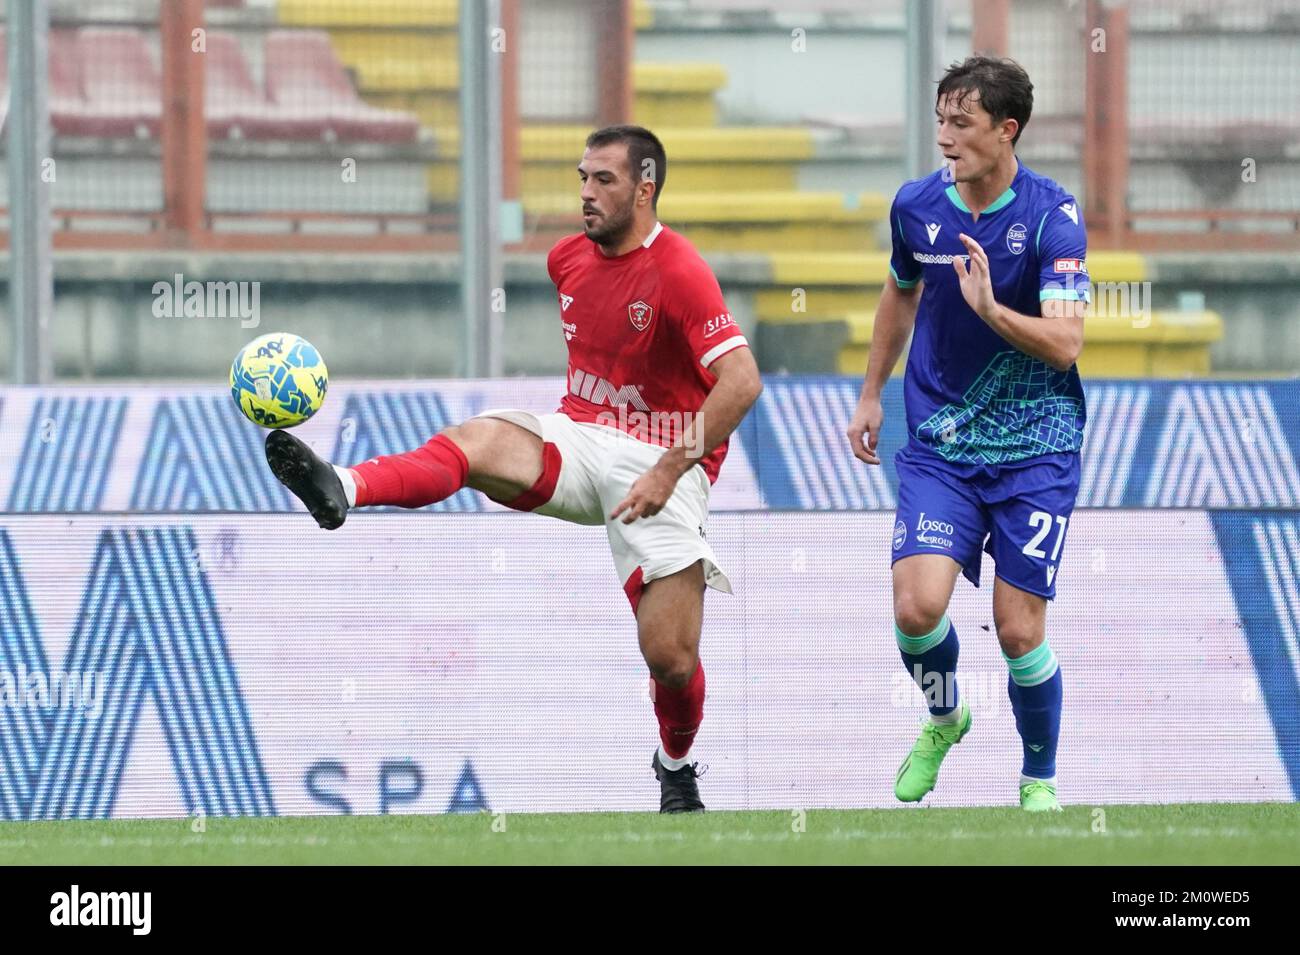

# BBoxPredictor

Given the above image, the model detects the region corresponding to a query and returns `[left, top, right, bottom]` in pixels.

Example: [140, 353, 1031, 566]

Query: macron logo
[569, 368, 649, 411]
[1046, 565, 1058, 587]
[50, 885, 151, 936]
[1059, 203, 1078, 225]
[559, 293, 574, 312]
[925, 222, 942, 245]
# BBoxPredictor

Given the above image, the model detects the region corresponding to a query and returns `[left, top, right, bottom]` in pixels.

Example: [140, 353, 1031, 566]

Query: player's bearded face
[936, 89, 1003, 182]
[583, 190, 635, 244]
[578, 146, 639, 245]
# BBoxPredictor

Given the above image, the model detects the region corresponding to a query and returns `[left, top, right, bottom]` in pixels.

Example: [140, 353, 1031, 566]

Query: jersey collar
[590, 221, 663, 261]
[944, 160, 1023, 217]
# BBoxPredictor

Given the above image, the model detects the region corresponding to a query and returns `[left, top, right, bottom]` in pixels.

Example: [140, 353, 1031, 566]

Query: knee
[438, 419, 503, 471]
[644, 647, 697, 690]
[438, 420, 479, 452]
[893, 591, 946, 639]
[998, 629, 1041, 660]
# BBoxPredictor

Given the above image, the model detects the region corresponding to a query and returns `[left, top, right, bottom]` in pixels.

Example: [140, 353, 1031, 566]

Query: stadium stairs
[274, 0, 1222, 378]
[0, 0, 1233, 378]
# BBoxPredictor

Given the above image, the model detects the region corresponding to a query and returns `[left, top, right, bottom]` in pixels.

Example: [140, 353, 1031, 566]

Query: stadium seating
[76, 29, 163, 139]
[267, 0, 1237, 377]
[204, 30, 331, 141]
[633, 63, 727, 129]
[0, 27, 154, 138]
[1, 0, 1247, 379]
[1077, 310, 1225, 378]
[47, 29, 98, 137]
[275, 3, 877, 249]
[0, 24, 421, 145]
[748, 251, 1221, 377]
[263, 30, 420, 143]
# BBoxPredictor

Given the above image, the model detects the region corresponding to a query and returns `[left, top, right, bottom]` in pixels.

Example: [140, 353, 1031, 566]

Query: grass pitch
[1, 803, 1296, 864]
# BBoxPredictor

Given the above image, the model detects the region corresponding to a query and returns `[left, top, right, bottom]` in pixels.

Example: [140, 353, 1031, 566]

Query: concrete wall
[0, 249, 1295, 381]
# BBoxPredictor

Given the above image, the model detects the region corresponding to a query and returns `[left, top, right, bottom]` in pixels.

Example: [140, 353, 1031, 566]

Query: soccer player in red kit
[264, 125, 762, 813]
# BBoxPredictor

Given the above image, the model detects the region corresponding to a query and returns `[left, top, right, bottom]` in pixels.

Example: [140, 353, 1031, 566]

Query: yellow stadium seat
[278, 0, 458, 27]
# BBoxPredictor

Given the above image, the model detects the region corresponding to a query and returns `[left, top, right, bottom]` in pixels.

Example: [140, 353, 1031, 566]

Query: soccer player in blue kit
[847, 57, 1089, 811]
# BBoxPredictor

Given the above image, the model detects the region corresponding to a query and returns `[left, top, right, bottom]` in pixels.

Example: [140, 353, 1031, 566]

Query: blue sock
[896, 615, 960, 717]
[1004, 642, 1062, 779]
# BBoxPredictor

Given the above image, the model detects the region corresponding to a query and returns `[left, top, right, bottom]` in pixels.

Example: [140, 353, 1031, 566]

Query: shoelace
[666, 761, 707, 780]
[914, 719, 959, 756]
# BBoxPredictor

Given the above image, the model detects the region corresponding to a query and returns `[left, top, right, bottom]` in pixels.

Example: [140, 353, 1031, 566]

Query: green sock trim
[895, 615, 950, 655]
[1003, 641, 1059, 687]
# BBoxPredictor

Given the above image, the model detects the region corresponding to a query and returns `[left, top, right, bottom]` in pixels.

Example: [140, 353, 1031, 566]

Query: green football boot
[1019, 779, 1063, 812]
[894, 701, 971, 802]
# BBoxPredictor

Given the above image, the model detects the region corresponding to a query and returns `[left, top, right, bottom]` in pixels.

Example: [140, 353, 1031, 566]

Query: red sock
[651, 662, 705, 760]
[350, 433, 468, 509]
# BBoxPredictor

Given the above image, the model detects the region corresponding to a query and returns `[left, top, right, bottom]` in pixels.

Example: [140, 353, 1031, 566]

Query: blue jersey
[889, 161, 1090, 468]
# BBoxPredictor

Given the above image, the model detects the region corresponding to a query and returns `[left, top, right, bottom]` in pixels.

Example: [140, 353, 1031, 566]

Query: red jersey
[547, 222, 750, 483]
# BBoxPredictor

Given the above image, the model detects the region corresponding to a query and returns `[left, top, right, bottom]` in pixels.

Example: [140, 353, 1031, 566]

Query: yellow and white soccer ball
[230, 332, 328, 429]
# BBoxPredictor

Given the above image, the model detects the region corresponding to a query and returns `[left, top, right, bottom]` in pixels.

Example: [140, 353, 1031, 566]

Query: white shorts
[472, 409, 733, 611]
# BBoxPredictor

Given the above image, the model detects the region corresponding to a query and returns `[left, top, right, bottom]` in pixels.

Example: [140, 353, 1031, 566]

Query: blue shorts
[890, 446, 1081, 599]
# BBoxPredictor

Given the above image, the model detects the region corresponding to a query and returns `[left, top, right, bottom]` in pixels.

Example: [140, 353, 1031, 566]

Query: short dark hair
[585, 124, 667, 209]
[936, 56, 1034, 146]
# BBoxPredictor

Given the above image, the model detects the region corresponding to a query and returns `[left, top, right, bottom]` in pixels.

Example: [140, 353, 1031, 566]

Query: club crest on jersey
[1006, 223, 1028, 255]
[628, 300, 654, 332]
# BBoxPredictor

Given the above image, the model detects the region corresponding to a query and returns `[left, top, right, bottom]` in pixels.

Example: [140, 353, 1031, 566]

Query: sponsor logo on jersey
[562, 320, 577, 341]
[559, 292, 574, 312]
[627, 300, 654, 332]
[1053, 258, 1087, 273]
[569, 367, 650, 410]
[912, 252, 970, 266]
[1059, 202, 1079, 225]
[893, 520, 907, 551]
[915, 511, 955, 549]
[925, 222, 942, 245]
[703, 312, 737, 339]
[1007, 222, 1028, 255]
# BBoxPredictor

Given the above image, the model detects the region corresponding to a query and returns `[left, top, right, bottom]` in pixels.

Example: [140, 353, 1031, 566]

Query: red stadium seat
[1, 26, 418, 145]
[47, 28, 107, 137]
[263, 30, 420, 143]
[75, 28, 162, 138]
[205, 31, 330, 141]
[0, 27, 128, 137]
